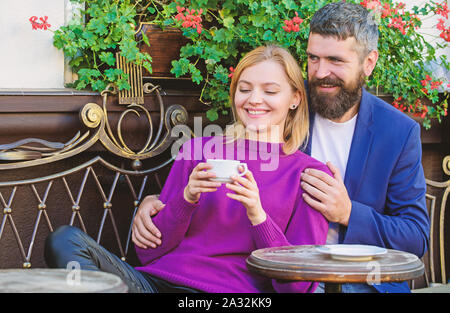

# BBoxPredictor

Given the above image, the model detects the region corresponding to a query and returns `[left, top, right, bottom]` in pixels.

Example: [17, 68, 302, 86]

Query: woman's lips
[245, 109, 269, 117]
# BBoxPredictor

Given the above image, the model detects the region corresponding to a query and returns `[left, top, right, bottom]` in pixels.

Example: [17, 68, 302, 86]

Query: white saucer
[316, 244, 387, 261]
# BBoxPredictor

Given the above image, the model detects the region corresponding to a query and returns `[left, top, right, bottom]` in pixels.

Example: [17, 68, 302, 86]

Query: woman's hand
[225, 166, 267, 225]
[184, 162, 222, 204]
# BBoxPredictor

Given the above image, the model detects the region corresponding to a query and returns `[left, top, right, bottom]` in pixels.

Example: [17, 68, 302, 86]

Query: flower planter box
[136, 23, 189, 78]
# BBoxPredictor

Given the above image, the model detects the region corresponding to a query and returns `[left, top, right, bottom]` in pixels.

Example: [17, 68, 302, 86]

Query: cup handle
[237, 163, 248, 177]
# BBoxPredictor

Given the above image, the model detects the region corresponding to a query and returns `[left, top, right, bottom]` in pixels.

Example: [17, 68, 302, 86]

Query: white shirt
[311, 113, 358, 244]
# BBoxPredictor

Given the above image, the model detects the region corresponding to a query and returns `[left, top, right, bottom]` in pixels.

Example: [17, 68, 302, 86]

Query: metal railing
[0, 81, 191, 268]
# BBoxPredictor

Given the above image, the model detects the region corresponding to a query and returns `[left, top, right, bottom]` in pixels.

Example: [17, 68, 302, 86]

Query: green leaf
[99, 52, 116, 66]
[206, 108, 219, 121]
[69, 56, 84, 68]
[188, 64, 203, 84]
[141, 32, 150, 47]
[91, 79, 107, 91]
[263, 30, 274, 41]
[104, 68, 121, 81]
[117, 76, 131, 90]
[282, 0, 297, 10]
[223, 16, 235, 28]
[120, 40, 140, 61]
[88, 17, 108, 36]
[171, 58, 190, 77]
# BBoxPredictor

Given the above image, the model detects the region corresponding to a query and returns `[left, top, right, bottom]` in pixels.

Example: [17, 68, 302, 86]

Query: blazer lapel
[343, 88, 375, 200]
[303, 110, 315, 155]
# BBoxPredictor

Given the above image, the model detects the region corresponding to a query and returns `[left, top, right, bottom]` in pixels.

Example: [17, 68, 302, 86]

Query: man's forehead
[307, 33, 359, 56]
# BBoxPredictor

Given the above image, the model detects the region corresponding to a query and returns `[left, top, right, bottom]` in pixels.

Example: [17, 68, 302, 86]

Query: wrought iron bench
[0, 81, 196, 269]
[412, 156, 449, 291]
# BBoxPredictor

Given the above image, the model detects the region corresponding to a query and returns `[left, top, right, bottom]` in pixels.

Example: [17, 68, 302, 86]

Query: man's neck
[329, 102, 360, 123]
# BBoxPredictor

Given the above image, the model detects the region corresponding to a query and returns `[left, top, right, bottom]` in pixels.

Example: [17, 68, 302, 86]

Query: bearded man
[300, 2, 430, 293]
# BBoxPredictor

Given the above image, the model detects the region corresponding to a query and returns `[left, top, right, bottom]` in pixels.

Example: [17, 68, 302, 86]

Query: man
[131, 2, 430, 293]
[298, 2, 429, 293]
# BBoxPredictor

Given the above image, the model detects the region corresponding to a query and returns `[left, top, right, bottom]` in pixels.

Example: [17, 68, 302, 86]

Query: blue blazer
[303, 88, 430, 293]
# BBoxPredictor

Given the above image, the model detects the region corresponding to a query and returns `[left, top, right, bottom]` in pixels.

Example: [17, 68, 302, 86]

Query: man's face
[306, 33, 368, 121]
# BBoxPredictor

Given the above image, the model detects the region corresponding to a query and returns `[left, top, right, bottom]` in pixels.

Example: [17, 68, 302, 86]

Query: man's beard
[309, 71, 365, 120]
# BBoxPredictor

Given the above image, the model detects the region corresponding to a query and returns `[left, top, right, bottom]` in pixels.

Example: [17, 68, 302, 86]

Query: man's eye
[308, 55, 318, 61]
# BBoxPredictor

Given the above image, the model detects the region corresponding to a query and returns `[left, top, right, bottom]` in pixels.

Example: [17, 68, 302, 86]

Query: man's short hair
[309, 2, 379, 58]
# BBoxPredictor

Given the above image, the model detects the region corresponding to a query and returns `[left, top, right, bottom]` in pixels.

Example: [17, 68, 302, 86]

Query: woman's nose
[248, 90, 263, 105]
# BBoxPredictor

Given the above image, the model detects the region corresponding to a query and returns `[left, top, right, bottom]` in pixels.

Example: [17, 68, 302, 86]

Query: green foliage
[154, 0, 449, 126]
[54, 0, 449, 128]
[53, 0, 151, 91]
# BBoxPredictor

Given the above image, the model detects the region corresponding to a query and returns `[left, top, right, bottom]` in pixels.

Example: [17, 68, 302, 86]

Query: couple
[44, 2, 429, 293]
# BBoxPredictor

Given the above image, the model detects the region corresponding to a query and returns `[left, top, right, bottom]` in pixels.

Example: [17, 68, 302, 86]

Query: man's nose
[313, 60, 332, 80]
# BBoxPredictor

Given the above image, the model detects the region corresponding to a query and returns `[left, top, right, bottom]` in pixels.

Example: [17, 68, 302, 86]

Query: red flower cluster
[381, 2, 396, 18]
[417, 105, 429, 119]
[394, 98, 430, 119]
[437, 19, 450, 42]
[420, 75, 443, 94]
[388, 16, 407, 35]
[228, 66, 235, 78]
[282, 12, 303, 33]
[360, 0, 381, 11]
[29, 16, 51, 30]
[435, 1, 449, 19]
[392, 96, 407, 112]
[175, 6, 203, 34]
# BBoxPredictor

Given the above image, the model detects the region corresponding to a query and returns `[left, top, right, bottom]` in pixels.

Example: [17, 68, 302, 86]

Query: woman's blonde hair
[227, 45, 309, 155]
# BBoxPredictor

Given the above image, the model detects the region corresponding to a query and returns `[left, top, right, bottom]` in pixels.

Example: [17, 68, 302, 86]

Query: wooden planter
[136, 23, 189, 78]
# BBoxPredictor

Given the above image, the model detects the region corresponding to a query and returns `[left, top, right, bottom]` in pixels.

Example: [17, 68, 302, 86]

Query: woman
[45, 45, 331, 293]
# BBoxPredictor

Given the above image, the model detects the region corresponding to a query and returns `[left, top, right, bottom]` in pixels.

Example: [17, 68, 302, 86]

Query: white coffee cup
[206, 159, 248, 183]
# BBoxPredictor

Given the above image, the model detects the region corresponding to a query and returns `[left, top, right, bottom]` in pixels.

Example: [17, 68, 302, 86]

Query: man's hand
[132, 195, 165, 249]
[300, 162, 352, 226]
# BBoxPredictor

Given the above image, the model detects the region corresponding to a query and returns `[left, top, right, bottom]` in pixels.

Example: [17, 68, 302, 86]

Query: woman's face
[234, 60, 300, 142]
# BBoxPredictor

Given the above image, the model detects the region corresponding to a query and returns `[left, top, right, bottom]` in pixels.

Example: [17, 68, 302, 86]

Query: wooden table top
[0, 268, 128, 293]
[246, 245, 424, 284]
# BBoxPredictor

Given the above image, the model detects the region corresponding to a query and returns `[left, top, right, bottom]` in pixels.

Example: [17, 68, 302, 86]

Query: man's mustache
[310, 76, 344, 88]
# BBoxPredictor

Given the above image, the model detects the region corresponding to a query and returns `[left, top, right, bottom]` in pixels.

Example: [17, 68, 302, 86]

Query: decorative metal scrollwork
[443, 155, 450, 176]
[0, 84, 191, 173]
[80, 82, 190, 170]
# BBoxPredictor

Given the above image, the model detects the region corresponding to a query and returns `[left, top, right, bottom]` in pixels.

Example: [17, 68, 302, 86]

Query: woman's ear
[290, 91, 302, 110]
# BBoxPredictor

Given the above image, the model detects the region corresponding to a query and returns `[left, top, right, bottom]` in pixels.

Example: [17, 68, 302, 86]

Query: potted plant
[52, 0, 153, 92]
[50, 0, 449, 129]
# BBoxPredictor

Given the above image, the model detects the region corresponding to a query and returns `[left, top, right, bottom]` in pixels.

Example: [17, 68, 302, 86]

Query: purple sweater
[135, 136, 330, 293]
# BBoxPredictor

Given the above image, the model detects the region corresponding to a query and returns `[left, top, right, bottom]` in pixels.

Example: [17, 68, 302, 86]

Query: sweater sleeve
[249, 162, 330, 293]
[135, 139, 199, 266]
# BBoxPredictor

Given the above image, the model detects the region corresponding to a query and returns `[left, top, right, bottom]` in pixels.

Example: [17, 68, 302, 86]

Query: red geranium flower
[228, 67, 235, 78]
[29, 15, 51, 30]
